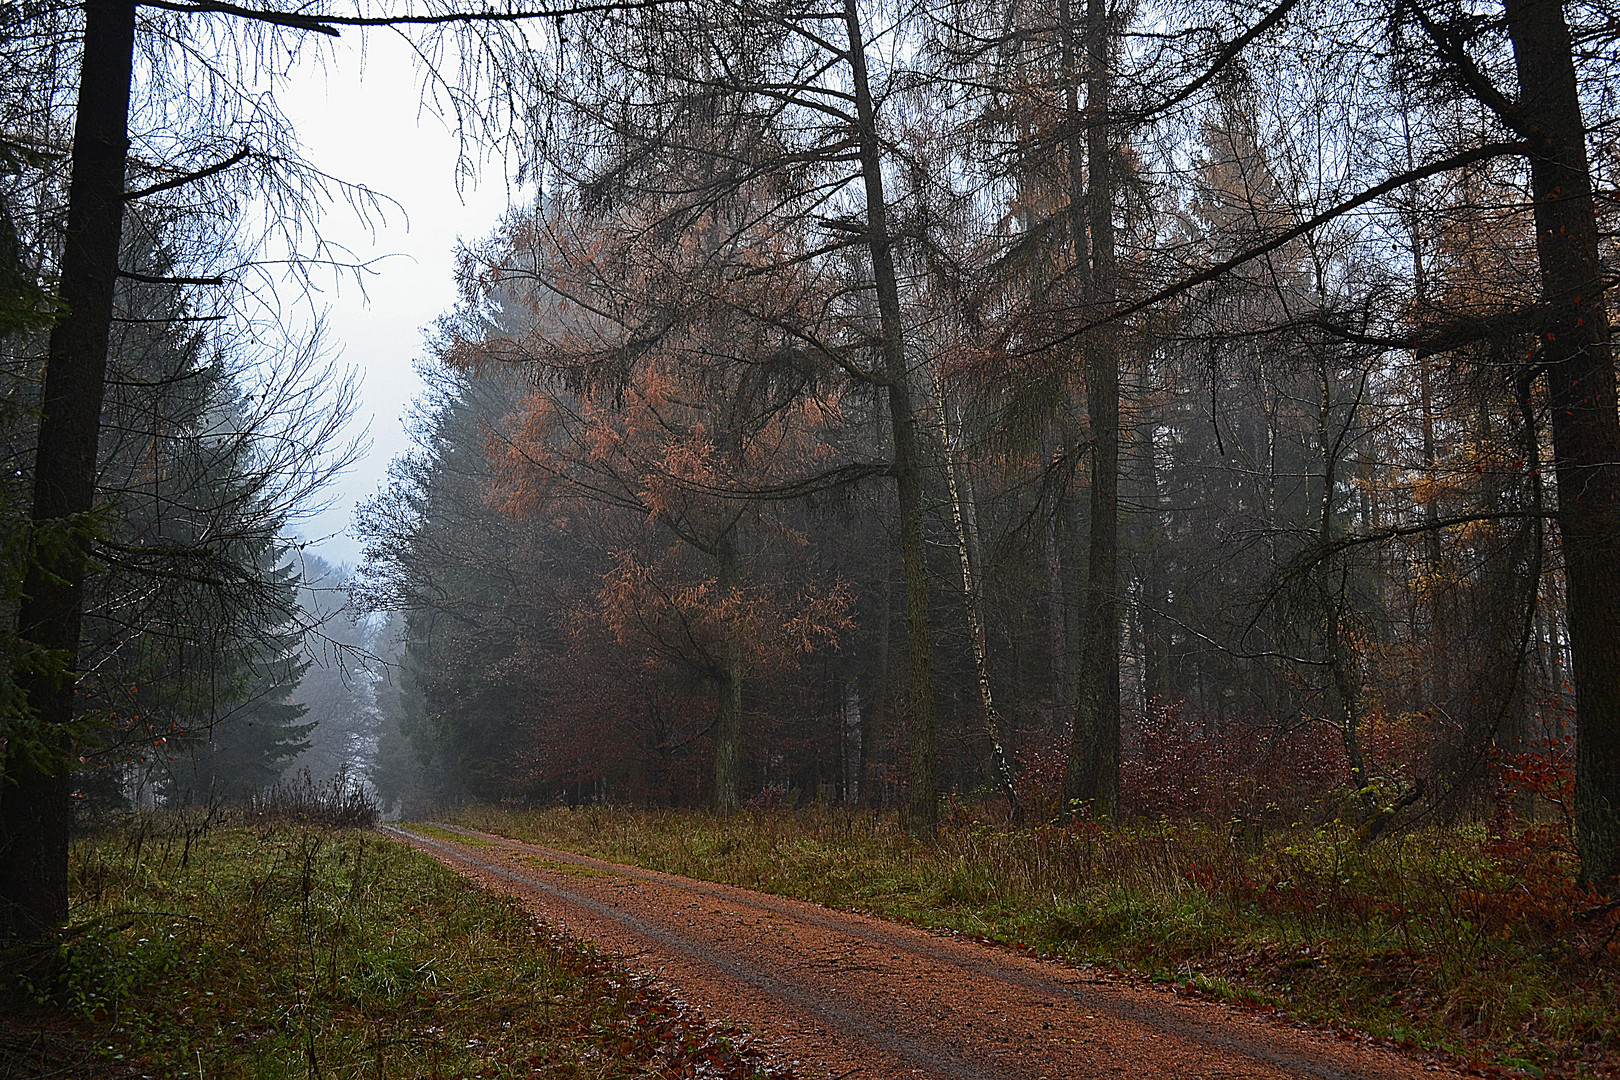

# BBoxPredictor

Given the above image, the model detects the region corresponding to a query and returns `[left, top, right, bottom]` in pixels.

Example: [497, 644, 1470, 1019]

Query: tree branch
[1127, 0, 1301, 121]
[125, 147, 252, 200]
[1032, 140, 1528, 353]
[1405, 0, 1540, 141]
[117, 270, 227, 286]
[140, 0, 684, 33]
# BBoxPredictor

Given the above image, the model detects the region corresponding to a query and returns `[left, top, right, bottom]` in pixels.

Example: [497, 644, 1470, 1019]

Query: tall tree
[1, 0, 374, 937]
[1062, 0, 1122, 818]
[839, 0, 943, 835]
[453, 201, 860, 811]
[512, 0, 955, 831]
[2, 0, 136, 940]
[1499, 0, 1620, 887]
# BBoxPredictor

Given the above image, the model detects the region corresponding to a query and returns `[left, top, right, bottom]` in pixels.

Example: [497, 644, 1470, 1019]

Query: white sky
[274, 36, 516, 568]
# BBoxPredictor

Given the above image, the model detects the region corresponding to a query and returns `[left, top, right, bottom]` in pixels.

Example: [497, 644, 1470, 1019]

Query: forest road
[381, 823, 1470, 1080]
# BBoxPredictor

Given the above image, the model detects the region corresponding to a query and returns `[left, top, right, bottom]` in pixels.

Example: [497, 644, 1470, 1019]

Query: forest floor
[442, 805, 1620, 1080]
[0, 814, 785, 1079]
[394, 819, 1495, 1080]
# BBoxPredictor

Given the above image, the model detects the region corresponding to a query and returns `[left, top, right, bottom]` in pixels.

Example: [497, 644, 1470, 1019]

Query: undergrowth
[1, 811, 787, 1079]
[237, 766, 382, 831]
[449, 802, 1620, 1079]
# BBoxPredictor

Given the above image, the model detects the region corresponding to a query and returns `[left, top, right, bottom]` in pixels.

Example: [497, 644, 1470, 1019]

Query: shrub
[238, 765, 379, 829]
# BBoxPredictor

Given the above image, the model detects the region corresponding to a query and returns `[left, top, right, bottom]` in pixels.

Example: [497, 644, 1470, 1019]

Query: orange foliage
[593, 551, 853, 677]
[443, 195, 862, 749]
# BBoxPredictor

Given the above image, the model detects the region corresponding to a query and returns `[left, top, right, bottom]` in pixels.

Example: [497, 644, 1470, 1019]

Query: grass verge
[2, 812, 785, 1079]
[447, 804, 1620, 1080]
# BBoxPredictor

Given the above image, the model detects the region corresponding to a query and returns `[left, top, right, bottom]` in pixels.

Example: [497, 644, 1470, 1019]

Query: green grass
[447, 804, 1620, 1079]
[410, 821, 500, 847]
[3, 813, 774, 1079]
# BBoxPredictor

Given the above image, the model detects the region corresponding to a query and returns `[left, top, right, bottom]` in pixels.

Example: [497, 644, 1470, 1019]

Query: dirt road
[382, 823, 1472, 1080]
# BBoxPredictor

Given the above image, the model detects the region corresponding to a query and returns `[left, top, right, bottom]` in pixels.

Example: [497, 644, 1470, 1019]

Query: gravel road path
[381, 822, 1472, 1080]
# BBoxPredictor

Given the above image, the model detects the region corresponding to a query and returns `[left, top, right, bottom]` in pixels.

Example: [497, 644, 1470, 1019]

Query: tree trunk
[1054, 0, 1087, 743]
[842, 681, 862, 804]
[1503, 0, 1620, 889]
[843, 0, 938, 838]
[862, 556, 893, 807]
[0, 0, 135, 942]
[1316, 360, 1373, 812]
[1130, 347, 1165, 705]
[936, 375, 1021, 819]
[1043, 500, 1070, 736]
[713, 528, 744, 813]
[1063, 0, 1121, 819]
[1403, 112, 1448, 706]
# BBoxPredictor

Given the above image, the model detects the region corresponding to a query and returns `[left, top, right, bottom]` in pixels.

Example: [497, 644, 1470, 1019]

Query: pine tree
[164, 553, 313, 801]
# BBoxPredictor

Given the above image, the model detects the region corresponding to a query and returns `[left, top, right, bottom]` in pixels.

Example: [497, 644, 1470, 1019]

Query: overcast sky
[274, 36, 516, 569]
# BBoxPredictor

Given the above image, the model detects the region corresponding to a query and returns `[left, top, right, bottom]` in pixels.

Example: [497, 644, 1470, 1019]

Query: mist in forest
[3, 0, 1618, 913]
